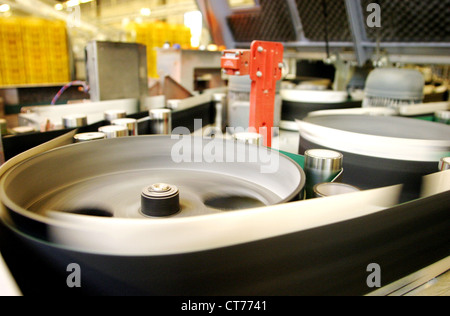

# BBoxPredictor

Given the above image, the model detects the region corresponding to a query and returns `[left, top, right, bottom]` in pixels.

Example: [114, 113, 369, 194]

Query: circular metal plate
[1, 135, 305, 224]
[297, 115, 450, 161]
[303, 115, 450, 140]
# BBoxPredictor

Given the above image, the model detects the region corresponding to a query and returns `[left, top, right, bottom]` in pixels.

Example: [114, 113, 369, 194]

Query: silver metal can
[112, 118, 138, 136]
[304, 149, 344, 199]
[98, 125, 129, 139]
[439, 157, 450, 171]
[104, 110, 127, 123]
[62, 114, 88, 129]
[149, 109, 172, 135]
[233, 132, 263, 146]
[313, 182, 361, 198]
[74, 132, 106, 143]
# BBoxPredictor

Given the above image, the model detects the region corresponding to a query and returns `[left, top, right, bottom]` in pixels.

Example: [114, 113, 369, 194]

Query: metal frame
[197, 0, 450, 65]
[345, 0, 372, 66]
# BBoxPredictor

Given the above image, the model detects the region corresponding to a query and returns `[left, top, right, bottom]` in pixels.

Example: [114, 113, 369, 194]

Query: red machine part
[221, 41, 284, 147]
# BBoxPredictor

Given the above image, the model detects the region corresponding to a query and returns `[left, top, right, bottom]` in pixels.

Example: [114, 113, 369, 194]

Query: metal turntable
[1, 136, 304, 223]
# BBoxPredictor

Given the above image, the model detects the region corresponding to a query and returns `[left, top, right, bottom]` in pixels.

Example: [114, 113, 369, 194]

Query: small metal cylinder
[98, 125, 128, 139]
[435, 111, 450, 125]
[304, 149, 344, 199]
[149, 109, 172, 135]
[141, 183, 180, 217]
[73, 132, 106, 143]
[213, 93, 227, 132]
[11, 126, 35, 135]
[104, 110, 127, 123]
[62, 114, 88, 129]
[166, 100, 181, 111]
[112, 118, 138, 136]
[233, 132, 263, 146]
[313, 182, 361, 198]
[439, 157, 450, 171]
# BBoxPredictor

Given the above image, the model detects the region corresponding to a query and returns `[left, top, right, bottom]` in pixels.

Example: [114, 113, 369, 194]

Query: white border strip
[297, 120, 450, 162]
[0, 253, 22, 296]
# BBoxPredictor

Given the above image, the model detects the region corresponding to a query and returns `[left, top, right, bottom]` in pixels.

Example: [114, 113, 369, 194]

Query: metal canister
[104, 110, 127, 123]
[112, 118, 138, 136]
[233, 132, 263, 146]
[149, 109, 172, 135]
[11, 126, 36, 135]
[166, 100, 181, 111]
[439, 157, 450, 171]
[313, 182, 361, 198]
[435, 111, 450, 125]
[74, 132, 106, 143]
[304, 149, 344, 199]
[213, 93, 227, 132]
[98, 125, 128, 139]
[62, 114, 88, 129]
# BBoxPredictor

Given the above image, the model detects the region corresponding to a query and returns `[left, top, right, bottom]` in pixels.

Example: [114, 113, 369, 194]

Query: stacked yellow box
[46, 20, 70, 83]
[171, 24, 192, 49]
[126, 22, 191, 78]
[22, 18, 50, 84]
[0, 17, 70, 86]
[0, 18, 26, 86]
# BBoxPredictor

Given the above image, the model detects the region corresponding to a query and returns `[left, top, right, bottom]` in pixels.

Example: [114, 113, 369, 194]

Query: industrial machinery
[221, 40, 284, 147]
[0, 0, 449, 297]
[0, 131, 448, 296]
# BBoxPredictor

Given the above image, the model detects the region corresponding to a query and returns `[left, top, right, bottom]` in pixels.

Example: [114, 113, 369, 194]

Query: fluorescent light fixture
[0, 4, 10, 12]
[66, 0, 80, 7]
[65, 0, 92, 8]
[140, 8, 151, 16]
[184, 11, 203, 48]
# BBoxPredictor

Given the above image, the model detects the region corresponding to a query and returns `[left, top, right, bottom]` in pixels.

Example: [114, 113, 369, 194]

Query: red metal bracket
[221, 41, 284, 147]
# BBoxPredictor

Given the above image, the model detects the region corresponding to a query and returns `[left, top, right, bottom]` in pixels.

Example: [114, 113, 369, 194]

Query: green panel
[279, 150, 305, 169]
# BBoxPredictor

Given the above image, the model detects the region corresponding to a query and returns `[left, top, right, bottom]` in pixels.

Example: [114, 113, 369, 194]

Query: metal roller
[313, 182, 361, 198]
[62, 114, 88, 129]
[141, 183, 180, 217]
[304, 149, 343, 199]
[98, 125, 129, 138]
[149, 109, 172, 135]
[104, 109, 127, 123]
[112, 118, 138, 136]
[73, 132, 106, 143]
[233, 132, 263, 145]
[439, 157, 450, 171]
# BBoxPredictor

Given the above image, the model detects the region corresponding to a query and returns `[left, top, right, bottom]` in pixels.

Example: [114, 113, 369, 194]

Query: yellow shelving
[126, 21, 192, 78]
[0, 17, 70, 86]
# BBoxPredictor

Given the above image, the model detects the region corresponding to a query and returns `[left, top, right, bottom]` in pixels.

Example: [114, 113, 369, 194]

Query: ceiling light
[54, 3, 64, 10]
[66, 0, 80, 8]
[184, 11, 203, 48]
[140, 8, 151, 16]
[0, 4, 11, 13]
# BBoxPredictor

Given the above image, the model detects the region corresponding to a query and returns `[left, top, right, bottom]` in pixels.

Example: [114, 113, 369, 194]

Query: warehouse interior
[0, 0, 449, 297]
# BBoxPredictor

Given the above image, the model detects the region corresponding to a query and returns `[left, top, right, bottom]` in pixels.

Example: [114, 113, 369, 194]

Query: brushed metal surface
[0, 135, 305, 230]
